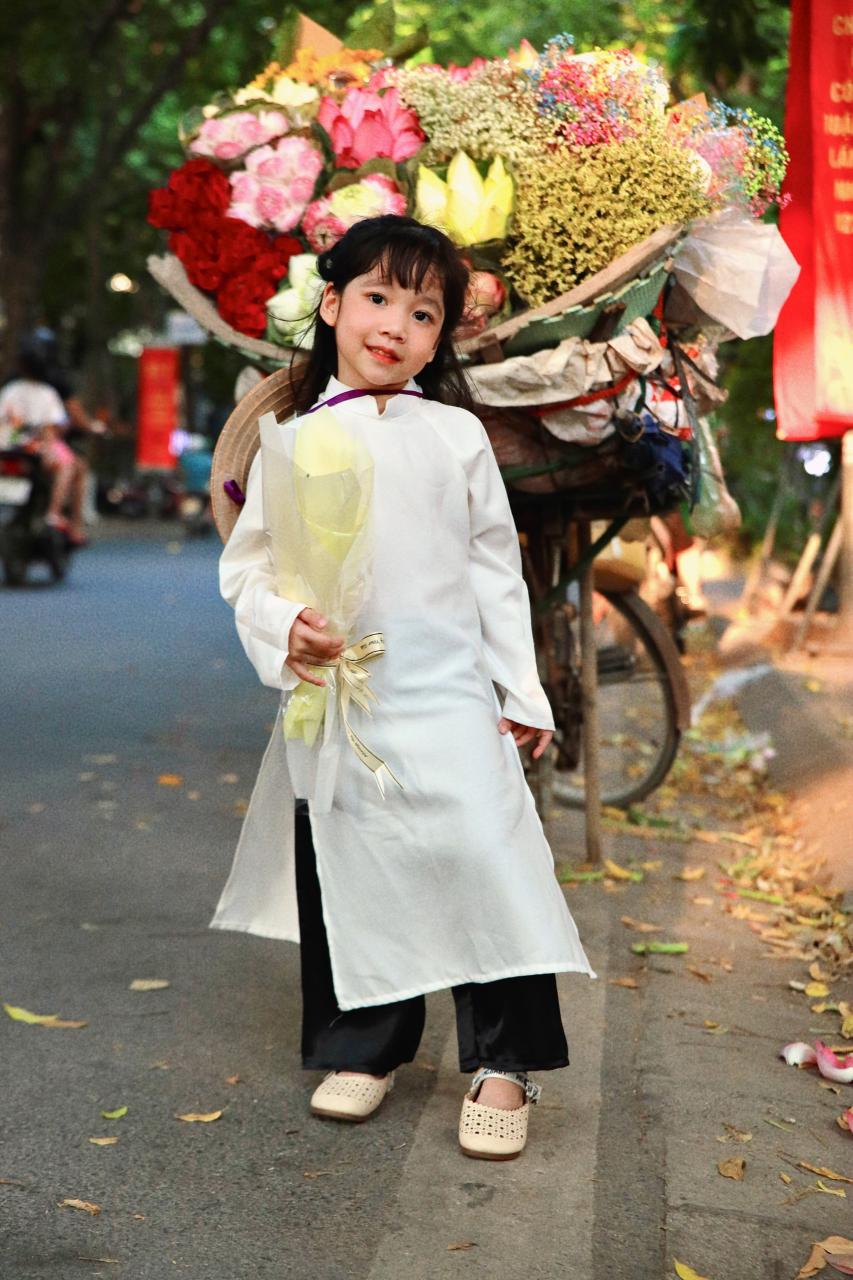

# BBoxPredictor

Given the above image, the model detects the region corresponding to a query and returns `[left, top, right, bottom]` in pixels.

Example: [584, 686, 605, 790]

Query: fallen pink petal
[780, 1041, 818, 1067]
[816, 1041, 853, 1084]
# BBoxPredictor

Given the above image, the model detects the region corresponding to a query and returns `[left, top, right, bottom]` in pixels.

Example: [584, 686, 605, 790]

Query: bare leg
[46, 461, 75, 522]
[67, 456, 88, 537]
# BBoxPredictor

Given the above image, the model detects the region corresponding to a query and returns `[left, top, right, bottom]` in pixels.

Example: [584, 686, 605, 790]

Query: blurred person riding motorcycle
[0, 347, 90, 547]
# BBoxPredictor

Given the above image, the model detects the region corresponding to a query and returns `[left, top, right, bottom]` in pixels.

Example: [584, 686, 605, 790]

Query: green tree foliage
[1, 0, 793, 508]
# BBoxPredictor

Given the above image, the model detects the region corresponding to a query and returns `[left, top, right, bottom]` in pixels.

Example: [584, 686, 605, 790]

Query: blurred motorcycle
[0, 447, 73, 586]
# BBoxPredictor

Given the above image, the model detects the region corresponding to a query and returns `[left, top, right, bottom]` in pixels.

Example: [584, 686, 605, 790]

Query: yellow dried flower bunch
[394, 63, 545, 166]
[249, 48, 383, 92]
[503, 127, 713, 305]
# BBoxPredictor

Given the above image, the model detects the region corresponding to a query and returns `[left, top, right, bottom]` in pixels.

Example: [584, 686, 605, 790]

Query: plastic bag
[672, 208, 800, 340]
[690, 414, 741, 538]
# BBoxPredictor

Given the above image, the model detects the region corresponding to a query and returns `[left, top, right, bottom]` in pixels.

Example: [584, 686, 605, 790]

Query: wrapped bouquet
[259, 405, 401, 812]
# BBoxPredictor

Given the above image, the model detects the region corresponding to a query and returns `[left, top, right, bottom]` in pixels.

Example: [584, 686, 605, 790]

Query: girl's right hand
[286, 607, 346, 687]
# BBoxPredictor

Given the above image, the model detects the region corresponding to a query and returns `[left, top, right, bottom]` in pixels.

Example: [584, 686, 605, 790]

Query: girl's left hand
[498, 717, 553, 761]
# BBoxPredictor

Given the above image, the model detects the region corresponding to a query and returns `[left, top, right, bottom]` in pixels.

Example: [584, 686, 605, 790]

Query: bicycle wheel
[546, 589, 681, 810]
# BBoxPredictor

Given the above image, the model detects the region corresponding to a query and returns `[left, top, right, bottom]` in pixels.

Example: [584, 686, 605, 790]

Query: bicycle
[514, 504, 692, 815]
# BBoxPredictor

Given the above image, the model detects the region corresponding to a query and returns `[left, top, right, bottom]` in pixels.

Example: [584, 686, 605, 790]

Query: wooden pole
[741, 461, 789, 612]
[578, 521, 602, 864]
[793, 515, 842, 649]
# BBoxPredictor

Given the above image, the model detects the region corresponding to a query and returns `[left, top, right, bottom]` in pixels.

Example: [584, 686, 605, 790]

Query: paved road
[1, 527, 846, 1279]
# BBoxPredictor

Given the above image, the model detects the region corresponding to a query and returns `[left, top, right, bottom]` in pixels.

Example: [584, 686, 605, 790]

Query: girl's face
[319, 265, 445, 393]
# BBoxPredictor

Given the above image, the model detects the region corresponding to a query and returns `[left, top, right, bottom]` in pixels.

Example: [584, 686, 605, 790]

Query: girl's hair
[289, 215, 476, 413]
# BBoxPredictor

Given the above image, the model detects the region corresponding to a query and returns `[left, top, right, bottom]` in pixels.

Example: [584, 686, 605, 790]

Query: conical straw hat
[211, 360, 307, 543]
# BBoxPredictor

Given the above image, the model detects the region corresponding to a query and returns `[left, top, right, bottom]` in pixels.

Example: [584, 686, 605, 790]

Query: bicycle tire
[549, 589, 681, 810]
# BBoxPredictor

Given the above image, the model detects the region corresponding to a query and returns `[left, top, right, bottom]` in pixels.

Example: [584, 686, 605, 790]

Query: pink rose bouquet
[227, 135, 324, 233]
[317, 87, 423, 169]
[189, 109, 290, 162]
[302, 174, 407, 251]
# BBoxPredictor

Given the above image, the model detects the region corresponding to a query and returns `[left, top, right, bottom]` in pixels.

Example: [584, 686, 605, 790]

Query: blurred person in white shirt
[0, 349, 87, 545]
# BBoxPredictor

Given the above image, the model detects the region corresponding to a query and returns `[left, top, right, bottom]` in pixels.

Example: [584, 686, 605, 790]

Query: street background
[2, 526, 851, 1279]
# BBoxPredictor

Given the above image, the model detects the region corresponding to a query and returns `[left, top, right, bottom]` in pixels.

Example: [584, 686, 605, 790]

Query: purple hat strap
[306, 388, 424, 413]
[223, 387, 424, 506]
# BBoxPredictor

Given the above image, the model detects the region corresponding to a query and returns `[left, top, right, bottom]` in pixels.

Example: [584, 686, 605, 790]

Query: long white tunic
[211, 374, 596, 1009]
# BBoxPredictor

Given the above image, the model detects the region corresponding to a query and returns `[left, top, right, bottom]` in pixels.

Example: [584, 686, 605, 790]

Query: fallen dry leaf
[88, 1137, 119, 1147]
[604, 857, 641, 881]
[175, 1110, 222, 1123]
[691, 896, 715, 905]
[157, 774, 183, 787]
[798, 1161, 853, 1185]
[100, 1107, 127, 1121]
[687, 966, 714, 983]
[816, 1179, 846, 1198]
[3, 1005, 87, 1029]
[225, 1073, 242, 1085]
[59, 1198, 101, 1215]
[674, 1262, 711, 1280]
[819, 1237, 853, 1276]
[448, 1241, 477, 1252]
[716, 1124, 751, 1143]
[677, 866, 706, 881]
[718, 1157, 746, 1180]
[805, 982, 831, 999]
[608, 976, 639, 989]
[810, 962, 830, 982]
[129, 979, 170, 992]
[780, 1172, 792, 1184]
[302, 1169, 334, 1179]
[620, 916, 660, 932]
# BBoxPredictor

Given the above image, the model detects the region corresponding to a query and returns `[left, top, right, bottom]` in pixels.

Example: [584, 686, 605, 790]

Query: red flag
[774, 0, 853, 440]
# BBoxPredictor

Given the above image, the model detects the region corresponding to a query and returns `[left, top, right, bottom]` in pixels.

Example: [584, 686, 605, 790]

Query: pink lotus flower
[227, 136, 324, 233]
[317, 87, 424, 169]
[189, 110, 289, 162]
[302, 174, 407, 252]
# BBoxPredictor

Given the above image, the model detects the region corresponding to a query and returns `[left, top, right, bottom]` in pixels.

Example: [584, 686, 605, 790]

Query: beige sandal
[309, 1070, 395, 1122]
[458, 1068, 541, 1160]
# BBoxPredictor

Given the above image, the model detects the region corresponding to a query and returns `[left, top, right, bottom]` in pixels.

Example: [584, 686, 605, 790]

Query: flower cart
[145, 13, 800, 852]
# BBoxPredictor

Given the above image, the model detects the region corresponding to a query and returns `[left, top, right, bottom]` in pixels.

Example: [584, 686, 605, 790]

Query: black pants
[294, 803, 570, 1075]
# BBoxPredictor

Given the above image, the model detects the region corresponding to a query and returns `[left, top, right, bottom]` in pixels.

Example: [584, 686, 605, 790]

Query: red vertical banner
[775, 1, 853, 440]
[137, 347, 179, 469]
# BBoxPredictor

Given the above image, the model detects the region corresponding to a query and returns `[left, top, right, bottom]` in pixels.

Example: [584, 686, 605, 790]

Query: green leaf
[100, 1106, 128, 1121]
[346, 0, 397, 52]
[4, 1003, 57, 1024]
[559, 869, 605, 883]
[734, 888, 785, 905]
[269, 12, 300, 67]
[631, 942, 689, 955]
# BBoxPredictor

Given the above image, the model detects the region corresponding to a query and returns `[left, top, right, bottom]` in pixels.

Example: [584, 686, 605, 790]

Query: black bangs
[320, 215, 469, 334]
[291, 215, 476, 415]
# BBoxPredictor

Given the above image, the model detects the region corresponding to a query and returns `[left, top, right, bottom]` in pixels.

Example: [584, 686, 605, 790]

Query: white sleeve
[219, 451, 308, 693]
[466, 419, 555, 730]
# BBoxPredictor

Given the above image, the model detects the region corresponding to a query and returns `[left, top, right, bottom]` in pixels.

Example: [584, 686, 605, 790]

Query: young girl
[212, 215, 596, 1161]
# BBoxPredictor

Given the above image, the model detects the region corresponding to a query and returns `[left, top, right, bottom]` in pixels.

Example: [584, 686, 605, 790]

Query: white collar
[317, 374, 423, 419]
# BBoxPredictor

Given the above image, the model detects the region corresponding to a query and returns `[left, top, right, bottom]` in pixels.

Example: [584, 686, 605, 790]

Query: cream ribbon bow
[309, 631, 403, 814]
